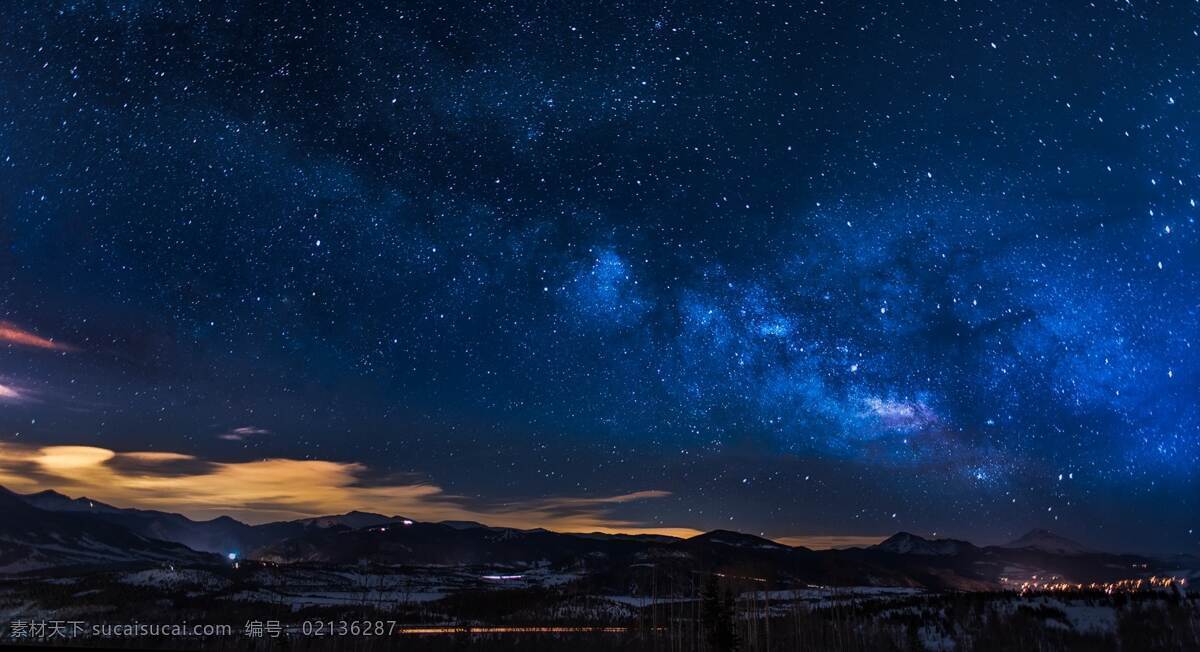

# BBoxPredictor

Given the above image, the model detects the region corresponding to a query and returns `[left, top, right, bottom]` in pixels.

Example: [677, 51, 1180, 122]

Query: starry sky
[0, 1, 1197, 553]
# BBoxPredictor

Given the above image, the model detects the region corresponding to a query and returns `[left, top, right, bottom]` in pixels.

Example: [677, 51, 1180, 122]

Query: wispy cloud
[217, 426, 272, 441]
[0, 379, 36, 404]
[0, 321, 75, 352]
[0, 384, 23, 401]
[0, 442, 699, 536]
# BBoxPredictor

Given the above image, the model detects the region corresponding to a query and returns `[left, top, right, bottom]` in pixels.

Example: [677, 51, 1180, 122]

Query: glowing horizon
[0, 441, 882, 547]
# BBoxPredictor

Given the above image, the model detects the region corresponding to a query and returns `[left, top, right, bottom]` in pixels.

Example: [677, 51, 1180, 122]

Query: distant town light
[227, 552, 238, 561]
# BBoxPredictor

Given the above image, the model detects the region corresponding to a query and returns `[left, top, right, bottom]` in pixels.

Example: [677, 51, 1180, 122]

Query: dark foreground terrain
[0, 569, 1196, 651]
[1, 487, 1197, 650]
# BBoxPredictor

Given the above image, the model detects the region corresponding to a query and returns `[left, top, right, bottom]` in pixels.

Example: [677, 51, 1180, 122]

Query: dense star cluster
[0, 2, 1196, 552]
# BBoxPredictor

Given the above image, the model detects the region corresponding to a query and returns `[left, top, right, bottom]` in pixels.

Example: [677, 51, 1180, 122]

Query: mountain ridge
[1002, 528, 1094, 555]
[873, 532, 975, 556]
[0, 488, 218, 572]
[3, 485, 1194, 592]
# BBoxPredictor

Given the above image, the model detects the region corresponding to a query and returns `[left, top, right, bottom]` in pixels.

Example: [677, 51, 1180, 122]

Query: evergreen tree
[701, 575, 739, 652]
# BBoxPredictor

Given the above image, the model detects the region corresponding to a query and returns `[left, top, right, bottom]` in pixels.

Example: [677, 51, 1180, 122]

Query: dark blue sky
[0, 1, 1196, 552]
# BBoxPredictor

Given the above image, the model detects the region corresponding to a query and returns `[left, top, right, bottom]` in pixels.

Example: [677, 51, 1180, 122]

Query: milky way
[0, 2, 1196, 551]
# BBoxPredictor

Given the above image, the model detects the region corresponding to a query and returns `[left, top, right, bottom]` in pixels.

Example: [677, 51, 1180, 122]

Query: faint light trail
[394, 626, 639, 635]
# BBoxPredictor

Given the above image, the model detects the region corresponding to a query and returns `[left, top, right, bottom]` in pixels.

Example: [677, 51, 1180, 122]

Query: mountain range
[0, 488, 215, 573]
[2, 486, 1196, 591]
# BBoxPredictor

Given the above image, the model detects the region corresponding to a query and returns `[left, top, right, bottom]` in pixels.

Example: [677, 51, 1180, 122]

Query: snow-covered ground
[118, 567, 230, 590]
[0, 560, 1194, 652]
[207, 562, 584, 610]
[999, 596, 1119, 634]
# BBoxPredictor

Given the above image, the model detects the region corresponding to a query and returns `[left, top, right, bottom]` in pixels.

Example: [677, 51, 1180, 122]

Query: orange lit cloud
[0, 322, 75, 352]
[0, 442, 701, 537]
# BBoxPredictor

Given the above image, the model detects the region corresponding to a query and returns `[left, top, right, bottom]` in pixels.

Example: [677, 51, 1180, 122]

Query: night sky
[0, 2, 1197, 553]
